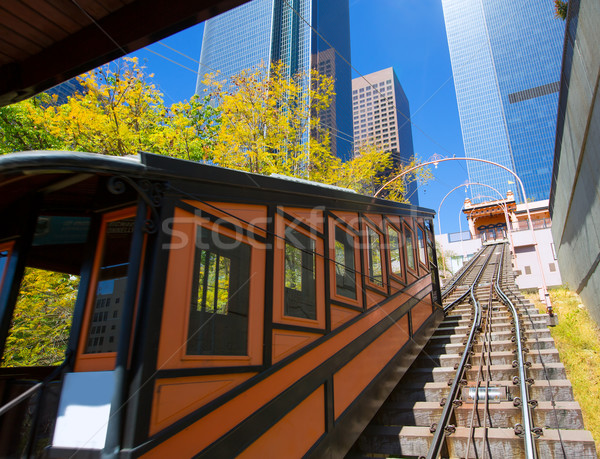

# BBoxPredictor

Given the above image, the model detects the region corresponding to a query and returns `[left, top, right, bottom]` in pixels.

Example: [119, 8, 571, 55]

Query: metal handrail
[0, 352, 70, 418]
[465, 253, 500, 457]
[426, 246, 495, 458]
[0, 381, 42, 417]
[494, 245, 537, 459]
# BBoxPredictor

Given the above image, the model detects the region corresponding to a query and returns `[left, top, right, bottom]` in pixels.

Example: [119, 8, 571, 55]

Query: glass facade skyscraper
[196, 0, 353, 161]
[441, 0, 565, 202]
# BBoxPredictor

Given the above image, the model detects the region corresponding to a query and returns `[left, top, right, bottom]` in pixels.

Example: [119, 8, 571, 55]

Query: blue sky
[128, 0, 471, 234]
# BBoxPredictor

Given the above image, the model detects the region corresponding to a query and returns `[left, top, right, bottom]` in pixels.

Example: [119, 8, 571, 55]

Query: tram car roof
[0, 150, 435, 275]
[0, 150, 435, 218]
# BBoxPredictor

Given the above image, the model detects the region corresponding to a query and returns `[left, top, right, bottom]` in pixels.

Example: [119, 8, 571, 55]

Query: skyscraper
[441, 0, 565, 202]
[196, 0, 353, 161]
[45, 77, 85, 104]
[352, 68, 419, 206]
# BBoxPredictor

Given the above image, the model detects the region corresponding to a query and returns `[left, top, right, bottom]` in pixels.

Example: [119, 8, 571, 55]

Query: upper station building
[436, 193, 561, 290]
[195, 0, 353, 161]
[351, 68, 419, 206]
[441, 0, 565, 203]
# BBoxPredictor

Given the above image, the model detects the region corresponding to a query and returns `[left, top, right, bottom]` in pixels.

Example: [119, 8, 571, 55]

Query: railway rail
[349, 242, 597, 458]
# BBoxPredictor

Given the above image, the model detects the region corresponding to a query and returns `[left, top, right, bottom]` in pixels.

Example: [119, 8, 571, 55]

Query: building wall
[435, 233, 482, 276]
[511, 228, 562, 290]
[311, 0, 353, 161]
[45, 77, 85, 104]
[441, 0, 565, 203]
[196, 0, 275, 89]
[436, 227, 561, 290]
[351, 68, 419, 206]
[550, 0, 600, 323]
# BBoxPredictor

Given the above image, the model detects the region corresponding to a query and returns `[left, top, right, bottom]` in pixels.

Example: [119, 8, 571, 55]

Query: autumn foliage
[0, 58, 431, 367]
[1, 56, 428, 203]
[1, 269, 79, 367]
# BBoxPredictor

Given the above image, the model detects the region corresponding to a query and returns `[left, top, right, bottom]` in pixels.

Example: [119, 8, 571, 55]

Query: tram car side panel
[139, 196, 441, 457]
[0, 152, 443, 458]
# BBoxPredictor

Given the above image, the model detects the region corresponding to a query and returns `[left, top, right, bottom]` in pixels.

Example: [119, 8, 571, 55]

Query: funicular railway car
[0, 151, 443, 458]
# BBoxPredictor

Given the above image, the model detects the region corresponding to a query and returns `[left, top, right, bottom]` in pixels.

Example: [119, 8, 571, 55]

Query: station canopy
[0, 0, 250, 107]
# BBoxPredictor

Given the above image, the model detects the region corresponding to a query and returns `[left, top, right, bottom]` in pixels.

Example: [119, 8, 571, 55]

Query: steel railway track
[348, 242, 597, 458]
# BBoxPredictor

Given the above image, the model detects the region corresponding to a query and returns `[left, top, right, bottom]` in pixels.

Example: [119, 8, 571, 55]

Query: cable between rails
[494, 244, 537, 459]
[426, 246, 495, 458]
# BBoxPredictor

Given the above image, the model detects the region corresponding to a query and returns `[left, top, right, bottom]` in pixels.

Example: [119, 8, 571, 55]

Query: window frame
[187, 225, 252, 357]
[0, 241, 15, 293]
[403, 222, 418, 276]
[273, 214, 325, 329]
[75, 206, 138, 372]
[157, 205, 266, 369]
[362, 222, 386, 292]
[328, 220, 362, 307]
[416, 224, 429, 272]
[385, 222, 405, 285]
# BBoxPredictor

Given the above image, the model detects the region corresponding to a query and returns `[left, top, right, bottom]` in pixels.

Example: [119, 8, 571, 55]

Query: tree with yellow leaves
[330, 143, 430, 203]
[2, 57, 219, 160]
[201, 61, 336, 179]
[1, 268, 79, 367]
[1, 57, 429, 203]
[201, 62, 429, 202]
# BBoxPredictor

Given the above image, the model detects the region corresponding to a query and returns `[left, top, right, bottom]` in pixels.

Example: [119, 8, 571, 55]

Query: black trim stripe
[308, 308, 443, 458]
[365, 284, 388, 297]
[271, 322, 327, 334]
[323, 210, 332, 334]
[122, 197, 177, 448]
[357, 216, 367, 311]
[277, 207, 326, 239]
[263, 205, 276, 369]
[194, 287, 432, 459]
[360, 213, 382, 231]
[175, 200, 268, 244]
[155, 365, 264, 379]
[127, 282, 431, 457]
[327, 210, 360, 236]
[329, 299, 364, 313]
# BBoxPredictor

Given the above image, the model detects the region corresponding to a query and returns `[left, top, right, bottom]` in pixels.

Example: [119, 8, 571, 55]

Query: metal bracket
[107, 176, 165, 234]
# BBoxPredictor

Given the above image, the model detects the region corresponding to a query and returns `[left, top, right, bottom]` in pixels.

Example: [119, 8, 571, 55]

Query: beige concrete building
[351, 67, 418, 205]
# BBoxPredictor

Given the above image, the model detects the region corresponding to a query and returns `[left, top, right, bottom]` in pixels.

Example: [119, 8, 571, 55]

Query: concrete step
[388, 379, 575, 404]
[409, 362, 566, 383]
[372, 401, 585, 430]
[426, 337, 557, 354]
[356, 426, 596, 458]
[414, 349, 560, 368]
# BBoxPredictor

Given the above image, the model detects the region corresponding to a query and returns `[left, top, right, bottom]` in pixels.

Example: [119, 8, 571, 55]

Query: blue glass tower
[441, 0, 565, 202]
[196, 0, 353, 161]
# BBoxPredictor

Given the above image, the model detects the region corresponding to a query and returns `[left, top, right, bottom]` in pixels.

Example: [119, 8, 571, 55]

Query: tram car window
[387, 224, 403, 278]
[404, 223, 417, 272]
[333, 225, 357, 300]
[187, 225, 251, 356]
[284, 226, 317, 320]
[417, 224, 428, 269]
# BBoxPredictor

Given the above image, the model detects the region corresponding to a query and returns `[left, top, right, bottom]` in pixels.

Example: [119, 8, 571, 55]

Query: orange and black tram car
[0, 151, 442, 458]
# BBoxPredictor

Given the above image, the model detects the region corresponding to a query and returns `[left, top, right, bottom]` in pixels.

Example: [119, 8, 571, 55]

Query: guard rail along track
[348, 242, 597, 458]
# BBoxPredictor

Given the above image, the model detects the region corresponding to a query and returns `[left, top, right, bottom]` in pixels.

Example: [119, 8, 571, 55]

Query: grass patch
[524, 287, 600, 455]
